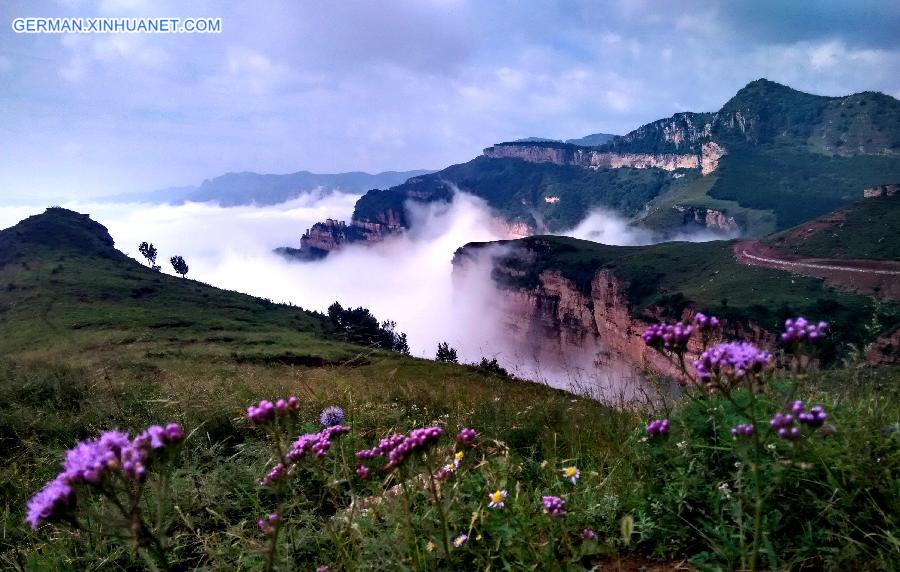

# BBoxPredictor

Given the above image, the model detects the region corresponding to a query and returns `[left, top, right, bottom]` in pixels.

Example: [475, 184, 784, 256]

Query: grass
[765, 195, 900, 260]
[2, 208, 899, 570]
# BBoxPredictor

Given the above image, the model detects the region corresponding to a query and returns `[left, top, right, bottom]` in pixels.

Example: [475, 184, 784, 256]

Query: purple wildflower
[260, 463, 287, 487]
[247, 400, 276, 425]
[781, 317, 828, 344]
[642, 322, 693, 352]
[356, 465, 370, 479]
[645, 419, 670, 438]
[25, 478, 74, 530]
[799, 405, 827, 427]
[320, 406, 345, 427]
[581, 529, 596, 540]
[731, 423, 754, 438]
[26, 423, 185, 530]
[288, 425, 351, 462]
[453, 534, 468, 548]
[456, 427, 477, 446]
[694, 342, 772, 383]
[542, 495, 566, 518]
[257, 512, 281, 535]
[694, 312, 720, 332]
[770, 412, 800, 440]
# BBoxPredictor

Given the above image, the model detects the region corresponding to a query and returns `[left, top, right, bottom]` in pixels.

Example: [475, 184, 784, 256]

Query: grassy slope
[2, 209, 898, 570]
[1, 209, 643, 566]
[765, 195, 900, 260]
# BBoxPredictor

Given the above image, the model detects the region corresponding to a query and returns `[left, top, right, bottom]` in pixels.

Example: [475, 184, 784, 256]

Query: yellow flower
[488, 489, 508, 508]
[562, 466, 581, 484]
[426, 541, 435, 553]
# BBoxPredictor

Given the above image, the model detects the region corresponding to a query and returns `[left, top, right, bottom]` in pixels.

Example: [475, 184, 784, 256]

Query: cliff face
[451, 241, 783, 391]
[451, 244, 691, 392]
[483, 140, 727, 175]
[672, 204, 739, 232]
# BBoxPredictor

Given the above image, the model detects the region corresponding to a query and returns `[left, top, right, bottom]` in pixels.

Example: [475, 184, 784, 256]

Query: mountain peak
[0, 208, 117, 265]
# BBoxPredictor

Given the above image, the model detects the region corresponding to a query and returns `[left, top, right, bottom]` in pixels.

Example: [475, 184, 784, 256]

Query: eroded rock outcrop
[482, 140, 728, 175]
[863, 184, 900, 198]
[673, 205, 739, 232]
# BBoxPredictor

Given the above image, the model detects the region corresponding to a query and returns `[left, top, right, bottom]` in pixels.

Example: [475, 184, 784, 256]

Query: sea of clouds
[0, 192, 731, 398]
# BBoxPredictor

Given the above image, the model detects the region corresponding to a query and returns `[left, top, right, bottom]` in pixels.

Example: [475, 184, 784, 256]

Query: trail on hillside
[735, 240, 900, 300]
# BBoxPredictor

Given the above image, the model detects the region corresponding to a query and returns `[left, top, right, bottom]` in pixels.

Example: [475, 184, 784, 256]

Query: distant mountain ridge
[104, 169, 433, 206]
[280, 79, 900, 259]
[513, 133, 617, 146]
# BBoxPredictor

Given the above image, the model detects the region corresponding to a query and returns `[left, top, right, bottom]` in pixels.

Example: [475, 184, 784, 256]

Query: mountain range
[103, 169, 433, 206]
[285, 79, 900, 259]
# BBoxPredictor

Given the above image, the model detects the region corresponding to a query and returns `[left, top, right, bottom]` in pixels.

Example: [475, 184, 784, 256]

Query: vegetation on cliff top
[765, 194, 900, 260]
[461, 235, 898, 362]
[353, 156, 675, 232]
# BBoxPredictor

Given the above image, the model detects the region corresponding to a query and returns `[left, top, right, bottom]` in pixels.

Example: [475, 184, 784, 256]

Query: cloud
[0, 0, 898, 201]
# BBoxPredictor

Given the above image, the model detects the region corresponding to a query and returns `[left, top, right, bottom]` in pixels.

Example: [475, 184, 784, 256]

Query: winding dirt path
[734, 240, 900, 300]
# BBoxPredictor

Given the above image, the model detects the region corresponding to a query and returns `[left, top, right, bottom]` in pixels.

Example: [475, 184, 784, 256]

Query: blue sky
[1, 0, 899, 201]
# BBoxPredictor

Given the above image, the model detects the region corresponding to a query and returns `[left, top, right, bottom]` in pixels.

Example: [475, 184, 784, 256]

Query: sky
[1, 0, 899, 201]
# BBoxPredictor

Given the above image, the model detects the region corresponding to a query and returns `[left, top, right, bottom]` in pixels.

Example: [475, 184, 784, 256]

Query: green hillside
[354, 156, 675, 232]
[766, 194, 900, 260]
[2, 209, 899, 570]
[460, 235, 898, 362]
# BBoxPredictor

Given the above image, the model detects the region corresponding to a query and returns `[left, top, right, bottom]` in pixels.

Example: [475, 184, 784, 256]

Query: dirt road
[735, 240, 900, 300]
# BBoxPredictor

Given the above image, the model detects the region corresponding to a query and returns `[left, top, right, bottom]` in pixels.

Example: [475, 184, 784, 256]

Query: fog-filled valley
[0, 190, 731, 394]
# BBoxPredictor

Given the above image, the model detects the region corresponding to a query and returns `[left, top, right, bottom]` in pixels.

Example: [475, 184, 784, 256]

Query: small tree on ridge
[138, 242, 158, 267]
[170, 255, 189, 278]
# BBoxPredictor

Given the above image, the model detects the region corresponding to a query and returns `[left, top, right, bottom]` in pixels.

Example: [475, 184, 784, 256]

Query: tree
[170, 255, 189, 278]
[138, 242, 158, 267]
[436, 342, 458, 363]
[326, 301, 409, 353]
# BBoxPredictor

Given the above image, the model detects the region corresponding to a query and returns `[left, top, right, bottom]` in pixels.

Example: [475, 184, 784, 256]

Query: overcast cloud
[1, 0, 899, 201]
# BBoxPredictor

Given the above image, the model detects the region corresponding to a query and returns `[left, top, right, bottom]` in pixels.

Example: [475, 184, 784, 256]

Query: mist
[566, 208, 739, 245]
[0, 193, 731, 399]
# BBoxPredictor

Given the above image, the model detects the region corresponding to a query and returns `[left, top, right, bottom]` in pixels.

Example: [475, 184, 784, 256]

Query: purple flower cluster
[694, 342, 773, 382]
[694, 312, 720, 332]
[642, 322, 693, 352]
[257, 512, 281, 535]
[26, 424, 185, 530]
[260, 425, 350, 487]
[645, 418, 670, 437]
[581, 529, 596, 540]
[456, 427, 477, 446]
[319, 406, 345, 427]
[781, 317, 827, 344]
[25, 480, 74, 531]
[542, 495, 566, 518]
[779, 400, 828, 431]
[731, 423, 754, 438]
[770, 412, 800, 440]
[247, 396, 299, 425]
[355, 426, 444, 474]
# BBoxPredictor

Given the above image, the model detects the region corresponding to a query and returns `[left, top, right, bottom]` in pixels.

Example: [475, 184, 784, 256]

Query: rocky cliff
[672, 204, 739, 232]
[450, 239, 793, 390]
[483, 139, 727, 175]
